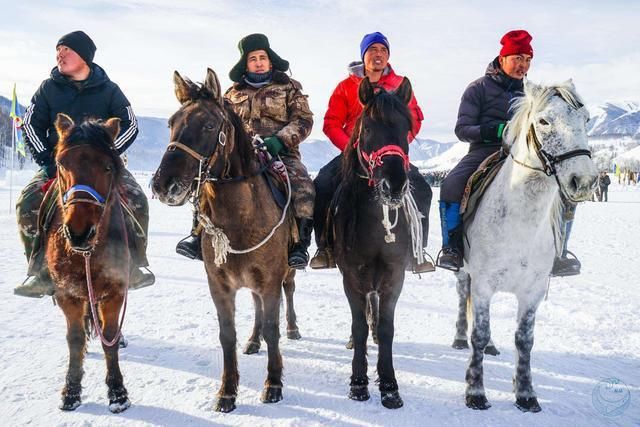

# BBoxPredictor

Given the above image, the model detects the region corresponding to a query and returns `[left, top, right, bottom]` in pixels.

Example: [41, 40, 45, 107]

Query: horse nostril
[87, 225, 96, 240]
[570, 175, 579, 192]
[381, 179, 391, 193]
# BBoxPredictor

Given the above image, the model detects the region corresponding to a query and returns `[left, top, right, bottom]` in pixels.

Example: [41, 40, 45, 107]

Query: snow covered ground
[1, 170, 638, 426]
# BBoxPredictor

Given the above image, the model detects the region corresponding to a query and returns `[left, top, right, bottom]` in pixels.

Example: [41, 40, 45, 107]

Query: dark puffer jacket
[454, 57, 524, 151]
[22, 63, 138, 167]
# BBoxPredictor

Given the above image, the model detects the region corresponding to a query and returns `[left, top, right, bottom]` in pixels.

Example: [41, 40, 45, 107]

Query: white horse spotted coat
[460, 80, 597, 412]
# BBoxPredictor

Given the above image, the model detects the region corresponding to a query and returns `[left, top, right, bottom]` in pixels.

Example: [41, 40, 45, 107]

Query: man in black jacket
[437, 30, 532, 271]
[15, 30, 154, 297]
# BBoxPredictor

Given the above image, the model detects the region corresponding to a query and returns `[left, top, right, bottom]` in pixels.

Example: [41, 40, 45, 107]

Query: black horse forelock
[58, 120, 124, 177]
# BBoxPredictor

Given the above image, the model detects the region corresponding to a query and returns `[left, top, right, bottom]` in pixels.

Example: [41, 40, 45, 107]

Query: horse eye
[105, 165, 113, 172]
[539, 118, 550, 126]
[204, 124, 215, 131]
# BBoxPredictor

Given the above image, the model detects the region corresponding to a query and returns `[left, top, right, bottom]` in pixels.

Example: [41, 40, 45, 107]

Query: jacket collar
[348, 61, 392, 79]
[485, 56, 524, 92]
[50, 63, 110, 90]
[232, 69, 290, 90]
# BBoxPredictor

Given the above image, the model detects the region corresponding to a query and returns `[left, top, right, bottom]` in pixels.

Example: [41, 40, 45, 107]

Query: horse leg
[211, 289, 238, 413]
[344, 283, 370, 401]
[57, 296, 87, 411]
[465, 294, 492, 410]
[513, 299, 542, 413]
[243, 291, 262, 355]
[260, 291, 284, 404]
[367, 291, 379, 345]
[452, 272, 470, 349]
[377, 289, 403, 409]
[283, 271, 301, 340]
[453, 272, 500, 356]
[99, 293, 130, 413]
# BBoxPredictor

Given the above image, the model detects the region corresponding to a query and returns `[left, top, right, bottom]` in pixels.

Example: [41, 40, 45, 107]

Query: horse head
[350, 77, 413, 207]
[505, 80, 597, 202]
[54, 113, 123, 252]
[152, 68, 235, 206]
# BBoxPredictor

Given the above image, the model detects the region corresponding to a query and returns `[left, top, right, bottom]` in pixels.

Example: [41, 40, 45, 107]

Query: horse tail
[83, 301, 97, 341]
[366, 291, 379, 344]
[466, 293, 473, 329]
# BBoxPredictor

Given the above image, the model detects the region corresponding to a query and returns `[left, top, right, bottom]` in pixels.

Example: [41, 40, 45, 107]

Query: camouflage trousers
[16, 167, 150, 273]
[281, 152, 315, 219]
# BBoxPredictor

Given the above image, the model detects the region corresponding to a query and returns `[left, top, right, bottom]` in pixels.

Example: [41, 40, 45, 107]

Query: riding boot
[14, 272, 54, 298]
[288, 217, 313, 270]
[436, 201, 464, 271]
[310, 247, 336, 269]
[176, 212, 202, 261]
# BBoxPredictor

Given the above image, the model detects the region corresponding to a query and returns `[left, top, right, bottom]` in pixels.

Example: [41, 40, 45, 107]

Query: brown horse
[46, 114, 131, 412]
[151, 68, 298, 413]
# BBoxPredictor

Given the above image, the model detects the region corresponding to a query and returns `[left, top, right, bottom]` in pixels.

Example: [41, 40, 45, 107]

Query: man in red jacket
[311, 32, 433, 272]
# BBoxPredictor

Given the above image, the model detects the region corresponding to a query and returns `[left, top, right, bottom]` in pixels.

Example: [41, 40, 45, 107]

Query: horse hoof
[59, 394, 81, 411]
[452, 339, 469, 349]
[108, 386, 130, 413]
[484, 345, 500, 356]
[261, 386, 283, 403]
[287, 329, 302, 340]
[243, 340, 261, 355]
[215, 396, 237, 413]
[109, 396, 131, 413]
[515, 396, 542, 413]
[345, 337, 354, 350]
[381, 390, 403, 409]
[119, 335, 128, 348]
[348, 386, 370, 401]
[466, 394, 491, 410]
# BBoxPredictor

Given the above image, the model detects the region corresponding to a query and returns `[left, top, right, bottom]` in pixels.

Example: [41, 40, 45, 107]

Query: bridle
[354, 123, 410, 187]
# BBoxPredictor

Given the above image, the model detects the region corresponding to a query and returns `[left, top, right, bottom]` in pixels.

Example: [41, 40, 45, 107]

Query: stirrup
[412, 252, 436, 274]
[435, 248, 462, 272]
[288, 249, 309, 270]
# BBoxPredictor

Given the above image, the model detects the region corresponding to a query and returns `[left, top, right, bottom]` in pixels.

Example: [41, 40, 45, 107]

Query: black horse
[333, 77, 431, 409]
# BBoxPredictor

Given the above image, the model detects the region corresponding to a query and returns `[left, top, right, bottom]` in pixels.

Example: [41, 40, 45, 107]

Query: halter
[510, 124, 592, 202]
[355, 139, 410, 187]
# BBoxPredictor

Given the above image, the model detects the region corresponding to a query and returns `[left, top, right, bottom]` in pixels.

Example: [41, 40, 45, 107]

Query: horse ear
[359, 77, 375, 106]
[204, 68, 223, 104]
[55, 113, 75, 140]
[395, 77, 413, 105]
[174, 71, 192, 104]
[103, 118, 121, 142]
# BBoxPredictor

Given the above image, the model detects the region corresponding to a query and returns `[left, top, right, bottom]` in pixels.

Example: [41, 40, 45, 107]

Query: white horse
[460, 80, 597, 412]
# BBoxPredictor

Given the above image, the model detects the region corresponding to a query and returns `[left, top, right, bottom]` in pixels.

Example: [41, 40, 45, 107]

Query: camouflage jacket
[224, 71, 313, 154]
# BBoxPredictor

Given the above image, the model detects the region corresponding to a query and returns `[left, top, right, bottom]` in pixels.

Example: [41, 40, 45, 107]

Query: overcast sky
[1, 0, 639, 142]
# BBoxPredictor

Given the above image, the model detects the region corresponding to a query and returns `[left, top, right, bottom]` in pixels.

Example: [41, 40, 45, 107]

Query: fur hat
[229, 33, 289, 83]
[499, 30, 533, 57]
[56, 31, 97, 65]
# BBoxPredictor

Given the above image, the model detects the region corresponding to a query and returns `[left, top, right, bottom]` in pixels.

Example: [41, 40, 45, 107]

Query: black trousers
[440, 144, 500, 203]
[313, 154, 432, 247]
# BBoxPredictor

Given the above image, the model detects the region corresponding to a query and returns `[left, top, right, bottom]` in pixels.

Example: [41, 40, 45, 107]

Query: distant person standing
[598, 171, 611, 202]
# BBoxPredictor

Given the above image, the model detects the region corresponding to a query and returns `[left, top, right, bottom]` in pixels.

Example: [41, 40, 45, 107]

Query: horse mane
[504, 80, 586, 148]
[503, 80, 586, 255]
[55, 120, 125, 179]
[338, 88, 413, 248]
[342, 88, 413, 184]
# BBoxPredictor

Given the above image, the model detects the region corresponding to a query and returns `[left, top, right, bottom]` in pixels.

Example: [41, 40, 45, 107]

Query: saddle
[460, 149, 507, 226]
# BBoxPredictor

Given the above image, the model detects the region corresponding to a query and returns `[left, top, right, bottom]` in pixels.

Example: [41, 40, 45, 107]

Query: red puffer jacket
[323, 62, 424, 151]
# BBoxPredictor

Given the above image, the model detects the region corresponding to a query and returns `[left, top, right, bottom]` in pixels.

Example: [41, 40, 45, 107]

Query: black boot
[288, 218, 313, 270]
[437, 225, 464, 272]
[176, 234, 202, 260]
[176, 213, 202, 260]
[550, 251, 581, 277]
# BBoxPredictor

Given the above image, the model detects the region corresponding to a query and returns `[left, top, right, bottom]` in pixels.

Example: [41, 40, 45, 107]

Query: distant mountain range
[2, 95, 639, 172]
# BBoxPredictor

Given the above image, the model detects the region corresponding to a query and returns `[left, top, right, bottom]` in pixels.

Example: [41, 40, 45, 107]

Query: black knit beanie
[56, 31, 96, 65]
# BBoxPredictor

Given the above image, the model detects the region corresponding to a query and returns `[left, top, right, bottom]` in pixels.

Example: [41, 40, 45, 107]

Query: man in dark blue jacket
[437, 30, 533, 270]
[15, 30, 154, 297]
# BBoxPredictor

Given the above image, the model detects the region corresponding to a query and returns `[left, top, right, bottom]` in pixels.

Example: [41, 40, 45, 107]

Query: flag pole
[9, 120, 15, 213]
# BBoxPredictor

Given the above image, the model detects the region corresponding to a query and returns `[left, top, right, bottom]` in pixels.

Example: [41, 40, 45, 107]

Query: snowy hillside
[1, 171, 638, 426]
[588, 101, 640, 138]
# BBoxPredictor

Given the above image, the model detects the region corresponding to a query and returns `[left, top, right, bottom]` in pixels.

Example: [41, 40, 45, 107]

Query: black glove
[480, 122, 506, 143]
[41, 163, 57, 179]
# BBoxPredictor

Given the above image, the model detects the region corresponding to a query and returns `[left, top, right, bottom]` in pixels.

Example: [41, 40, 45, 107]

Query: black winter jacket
[22, 63, 138, 166]
[454, 57, 524, 151]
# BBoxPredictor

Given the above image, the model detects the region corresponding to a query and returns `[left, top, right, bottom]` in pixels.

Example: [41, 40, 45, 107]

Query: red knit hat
[499, 30, 533, 57]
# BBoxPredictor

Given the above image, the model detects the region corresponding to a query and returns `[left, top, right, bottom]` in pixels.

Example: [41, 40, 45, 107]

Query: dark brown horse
[333, 77, 430, 409]
[46, 114, 131, 412]
[151, 68, 299, 413]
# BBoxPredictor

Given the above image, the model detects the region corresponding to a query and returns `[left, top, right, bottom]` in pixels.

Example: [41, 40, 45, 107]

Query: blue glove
[263, 136, 285, 157]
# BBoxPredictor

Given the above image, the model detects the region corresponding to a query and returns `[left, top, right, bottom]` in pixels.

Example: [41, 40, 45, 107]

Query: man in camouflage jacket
[176, 33, 315, 269]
